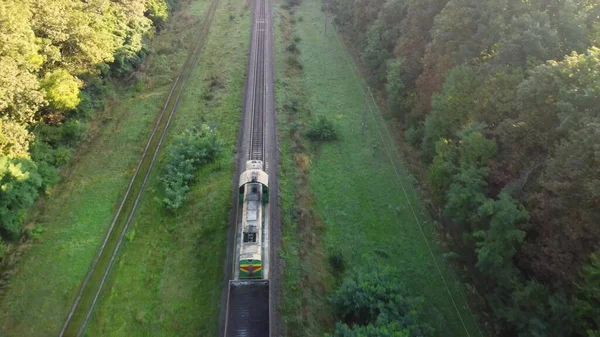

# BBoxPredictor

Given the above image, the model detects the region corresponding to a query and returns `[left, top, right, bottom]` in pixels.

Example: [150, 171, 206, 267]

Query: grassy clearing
[0, 0, 250, 336]
[275, 0, 482, 336]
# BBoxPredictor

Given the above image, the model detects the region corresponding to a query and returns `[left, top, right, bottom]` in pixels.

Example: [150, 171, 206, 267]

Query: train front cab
[239, 253, 263, 279]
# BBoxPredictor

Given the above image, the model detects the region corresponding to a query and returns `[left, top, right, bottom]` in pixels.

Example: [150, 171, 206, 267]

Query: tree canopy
[329, 0, 600, 335]
[0, 0, 172, 240]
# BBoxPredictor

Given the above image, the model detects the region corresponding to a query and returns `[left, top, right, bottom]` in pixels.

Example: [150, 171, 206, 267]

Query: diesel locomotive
[238, 160, 268, 279]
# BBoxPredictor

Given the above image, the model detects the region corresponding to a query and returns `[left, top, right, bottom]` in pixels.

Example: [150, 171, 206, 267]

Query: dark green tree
[474, 193, 528, 286]
[575, 251, 600, 336]
[421, 65, 480, 159]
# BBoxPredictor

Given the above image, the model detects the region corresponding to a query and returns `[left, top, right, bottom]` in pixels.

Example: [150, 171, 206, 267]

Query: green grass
[275, 1, 483, 336]
[0, 0, 250, 336]
[85, 1, 250, 335]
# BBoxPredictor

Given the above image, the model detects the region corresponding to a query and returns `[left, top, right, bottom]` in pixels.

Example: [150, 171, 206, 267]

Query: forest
[0, 0, 174, 249]
[328, 0, 599, 336]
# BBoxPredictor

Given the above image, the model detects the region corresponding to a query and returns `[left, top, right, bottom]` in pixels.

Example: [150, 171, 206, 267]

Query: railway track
[248, 0, 267, 161]
[57, 1, 220, 336]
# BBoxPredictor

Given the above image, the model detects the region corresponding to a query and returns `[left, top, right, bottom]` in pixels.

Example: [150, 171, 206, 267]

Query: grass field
[0, 0, 250, 336]
[275, 1, 483, 336]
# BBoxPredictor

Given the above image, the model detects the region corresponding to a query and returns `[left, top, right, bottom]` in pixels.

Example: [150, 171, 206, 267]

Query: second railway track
[58, 1, 220, 336]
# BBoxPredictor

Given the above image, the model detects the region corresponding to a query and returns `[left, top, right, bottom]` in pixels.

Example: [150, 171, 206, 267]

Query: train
[237, 160, 269, 279]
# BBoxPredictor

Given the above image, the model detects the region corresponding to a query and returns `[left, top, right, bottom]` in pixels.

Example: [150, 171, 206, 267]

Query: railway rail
[57, 1, 220, 336]
[248, 0, 267, 161]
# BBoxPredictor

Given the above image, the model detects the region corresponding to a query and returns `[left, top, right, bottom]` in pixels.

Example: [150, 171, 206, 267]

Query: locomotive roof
[239, 169, 269, 188]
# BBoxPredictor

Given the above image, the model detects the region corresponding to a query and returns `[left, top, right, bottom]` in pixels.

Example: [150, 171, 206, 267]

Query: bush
[328, 250, 346, 275]
[404, 126, 422, 145]
[328, 268, 433, 336]
[62, 120, 87, 146]
[286, 0, 302, 7]
[162, 125, 222, 209]
[286, 43, 300, 54]
[306, 116, 338, 141]
[29, 142, 60, 191]
[285, 55, 303, 70]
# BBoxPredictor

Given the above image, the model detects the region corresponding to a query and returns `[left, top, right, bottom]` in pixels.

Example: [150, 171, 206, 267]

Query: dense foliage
[0, 0, 174, 243]
[161, 125, 222, 210]
[329, 0, 600, 335]
[327, 268, 433, 337]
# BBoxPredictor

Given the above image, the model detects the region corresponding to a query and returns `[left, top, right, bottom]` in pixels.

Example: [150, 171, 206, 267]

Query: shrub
[328, 268, 433, 336]
[283, 99, 299, 114]
[404, 126, 422, 145]
[328, 250, 346, 275]
[285, 55, 303, 70]
[29, 141, 60, 191]
[74, 76, 107, 119]
[162, 125, 222, 209]
[62, 120, 88, 146]
[286, 0, 301, 7]
[54, 147, 72, 166]
[286, 43, 300, 54]
[306, 116, 338, 141]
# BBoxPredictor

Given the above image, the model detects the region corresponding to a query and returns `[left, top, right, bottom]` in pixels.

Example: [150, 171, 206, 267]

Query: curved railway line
[57, 1, 220, 335]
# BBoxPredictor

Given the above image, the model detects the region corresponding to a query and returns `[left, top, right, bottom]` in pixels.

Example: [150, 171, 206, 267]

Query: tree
[394, 0, 448, 121]
[522, 120, 600, 284]
[443, 166, 488, 231]
[145, 0, 169, 29]
[427, 138, 457, 203]
[110, 0, 154, 76]
[31, 0, 117, 75]
[40, 69, 81, 111]
[421, 65, 480, 159]
[0, 155, 42, 238]
[474, 193, 528, 286]
[495, 12, 560, 68]
[0, 0, 45, 158]
[360, 0, 405, 82]
[575, 251, 600, 336]
[414, 0, 509, 115]
[488, 279, 575, 337]
[0, 117, 34, 159]
[429, 127, 495, 214]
